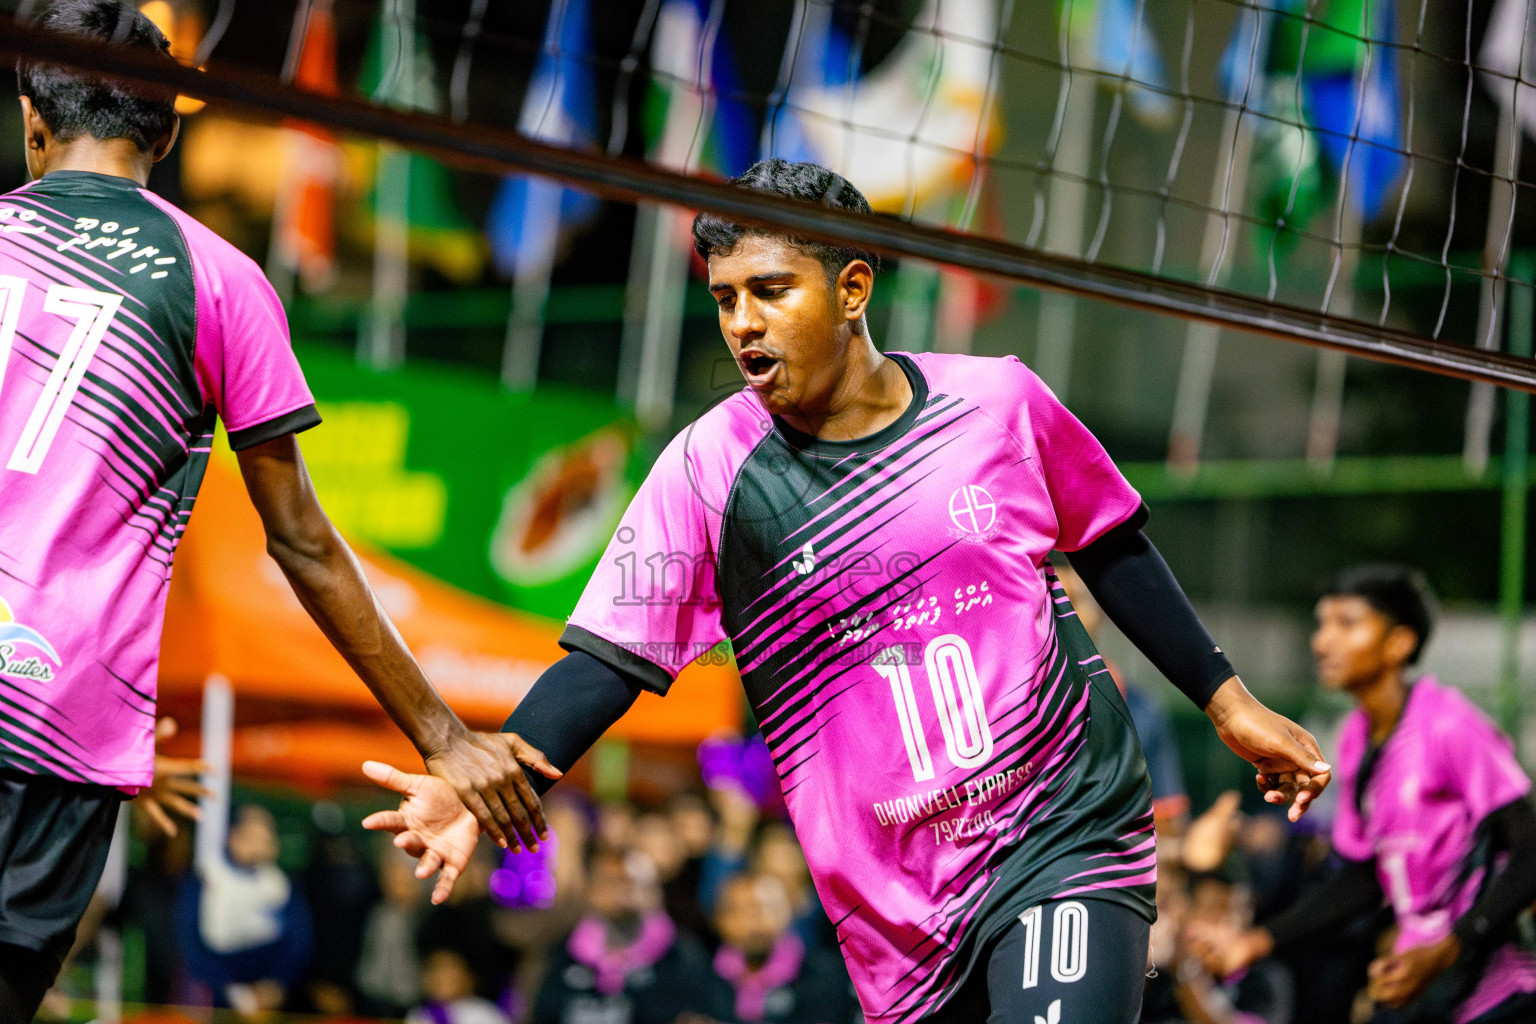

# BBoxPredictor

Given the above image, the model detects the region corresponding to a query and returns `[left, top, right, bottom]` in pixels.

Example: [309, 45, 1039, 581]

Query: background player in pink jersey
[1188, 566, 1536, 1023]
[0, 4, 556, 1018]
[364, 160, 1334, 1023]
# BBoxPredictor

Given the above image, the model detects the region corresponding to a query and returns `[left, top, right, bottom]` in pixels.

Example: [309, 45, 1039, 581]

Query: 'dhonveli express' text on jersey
[563, 352, 1155, 1022]
[0, 172, 318, 789]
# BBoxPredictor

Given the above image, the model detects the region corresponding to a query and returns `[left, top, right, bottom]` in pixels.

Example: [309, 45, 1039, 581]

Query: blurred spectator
[532, 845, 713, 1024]
[701, 872, 859, 1024]
[302, 808, 380, 1014]
[418, 842, 518, 1002]
[496, 794, 594, 1012]
[700, 789, 835, 953]
[357, 841, 431, 1016]
[123, 825, 194, 1004]
[407, 949, 513, 1024]
[750, 823, 835, 952]
[174, 804, 315, 1014]
[635, 810, 712, 942]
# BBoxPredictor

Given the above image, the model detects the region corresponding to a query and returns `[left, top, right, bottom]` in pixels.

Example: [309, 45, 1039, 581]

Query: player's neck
[785, 339, 911, 442]
[1355, 668, 1410, 744]
[37, 138, 154, 186]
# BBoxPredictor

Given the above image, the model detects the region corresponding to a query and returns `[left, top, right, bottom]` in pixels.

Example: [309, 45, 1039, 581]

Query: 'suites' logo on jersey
[948, 483, 1000, 541]
[0, 597, 61, 682]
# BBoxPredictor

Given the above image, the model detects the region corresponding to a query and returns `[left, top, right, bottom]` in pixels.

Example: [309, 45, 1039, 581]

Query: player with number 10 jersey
[362, 161, 1337, 1024]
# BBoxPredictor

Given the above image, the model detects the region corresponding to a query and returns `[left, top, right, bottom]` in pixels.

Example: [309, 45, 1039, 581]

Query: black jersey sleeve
[1065, 507, 1237, 709]
[501, 651, 645, 794]
[1454, 796, 1536, 950]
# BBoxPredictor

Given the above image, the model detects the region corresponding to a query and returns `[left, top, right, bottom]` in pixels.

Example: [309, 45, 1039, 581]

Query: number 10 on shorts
[1018, 902, 1088, 989]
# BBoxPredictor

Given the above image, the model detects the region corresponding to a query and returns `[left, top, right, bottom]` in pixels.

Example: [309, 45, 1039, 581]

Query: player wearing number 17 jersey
[0, 4, 558, 1018]
[364, 160, 1335, 1024]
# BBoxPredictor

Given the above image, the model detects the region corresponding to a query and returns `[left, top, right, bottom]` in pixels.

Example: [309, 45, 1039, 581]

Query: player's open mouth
[739, 351, 782, 386]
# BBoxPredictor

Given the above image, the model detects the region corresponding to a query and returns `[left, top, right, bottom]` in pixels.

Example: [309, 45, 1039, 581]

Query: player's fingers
[482, 789, 526, 851]
[363, 760, 419, 796]
[491, 792, 540, 859]
[362, 809, 408, 834]
[416, 849, 444, 880]
[507, 733, 563, 781]
[1273, 726, 1331, 776]
[432, 862, 462, 905]
[495, 753, 547, 845]
[459, 791, 509, 849]
[394, 831, 428, 858]
[142, 797, 177, 838]
[166, 775, 209, 798]
[162, 792, 202, 819]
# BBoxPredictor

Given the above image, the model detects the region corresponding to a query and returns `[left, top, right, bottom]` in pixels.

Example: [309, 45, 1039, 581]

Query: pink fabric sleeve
[142, 190, 317, 447]
[561, 431, 728, 692]
[1009, 356, 1142, 551]
[1434, 691, 1532, 822]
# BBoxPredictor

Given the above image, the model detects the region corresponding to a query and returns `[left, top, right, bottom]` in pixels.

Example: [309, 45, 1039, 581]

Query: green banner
[290, 345, 639, 618]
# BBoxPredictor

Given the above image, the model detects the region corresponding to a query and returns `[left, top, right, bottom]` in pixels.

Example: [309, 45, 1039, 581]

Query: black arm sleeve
[501, 651, 646, 795]
[1262, 857, 1383, 949]
[1454, 797, 1536, 949]
[1064, 507, 1237, 709]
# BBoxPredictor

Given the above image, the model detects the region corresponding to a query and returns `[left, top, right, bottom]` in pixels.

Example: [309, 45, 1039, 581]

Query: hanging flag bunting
[486, 0, 603, 279]
[1059, 0, 1175, 127]
[271, 0, 342, 294]
[357, 4, 484, 284]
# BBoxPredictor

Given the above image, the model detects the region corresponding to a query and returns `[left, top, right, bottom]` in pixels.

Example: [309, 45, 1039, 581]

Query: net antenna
[7, 1, 1536, 414]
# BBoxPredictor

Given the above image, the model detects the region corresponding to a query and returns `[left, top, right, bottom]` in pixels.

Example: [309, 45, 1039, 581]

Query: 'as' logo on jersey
[0, 598, 61, 683]
[948, 484, 999, 541]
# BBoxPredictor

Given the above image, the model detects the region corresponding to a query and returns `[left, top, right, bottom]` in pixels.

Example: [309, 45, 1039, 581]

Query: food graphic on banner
[490, 429, 631, 588]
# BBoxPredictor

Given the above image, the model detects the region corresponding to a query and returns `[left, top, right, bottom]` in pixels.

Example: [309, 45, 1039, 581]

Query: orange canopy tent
[158, 456, 742, 787]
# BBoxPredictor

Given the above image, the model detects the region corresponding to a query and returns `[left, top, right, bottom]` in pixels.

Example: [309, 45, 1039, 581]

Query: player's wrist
[1202, 675, 1254, 728]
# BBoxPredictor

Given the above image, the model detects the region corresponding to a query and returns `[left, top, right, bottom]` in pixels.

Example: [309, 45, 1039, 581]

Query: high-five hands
[361, 761, 481, 905]
[422, 729, 561, 851]
[1204, 678, 1332, 821]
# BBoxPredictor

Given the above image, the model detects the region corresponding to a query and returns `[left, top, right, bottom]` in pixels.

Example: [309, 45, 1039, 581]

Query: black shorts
[0, 769, 121, 968]
[920, 898, 1152, 1024]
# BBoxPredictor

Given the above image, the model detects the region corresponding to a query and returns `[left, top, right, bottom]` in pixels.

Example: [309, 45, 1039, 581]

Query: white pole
[1464, 107, 1522, 474]
[92, 806, 130, 1024]
[196, 674, 235, 876]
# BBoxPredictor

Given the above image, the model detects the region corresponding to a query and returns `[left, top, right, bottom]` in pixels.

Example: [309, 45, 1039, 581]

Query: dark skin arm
[236, 435, 560, 849]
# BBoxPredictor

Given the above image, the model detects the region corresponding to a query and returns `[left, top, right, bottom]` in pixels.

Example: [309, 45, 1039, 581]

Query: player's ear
[1383, 623, 1417, 668]
[19, 96, 45, 150]
[149, 114, 180, 164]
[836, 259, 873, 324]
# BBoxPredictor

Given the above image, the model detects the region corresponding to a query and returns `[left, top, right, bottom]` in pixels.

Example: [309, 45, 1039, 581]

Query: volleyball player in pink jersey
[1189, 566, 1536, 1023]
[365, 160, 1334, 1023]
[0, 4, 555, 1016]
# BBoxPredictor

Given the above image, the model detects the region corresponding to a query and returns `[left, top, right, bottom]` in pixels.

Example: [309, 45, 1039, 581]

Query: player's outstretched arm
[1067, 514, 1331, 820]
[237, 435, 560, 850]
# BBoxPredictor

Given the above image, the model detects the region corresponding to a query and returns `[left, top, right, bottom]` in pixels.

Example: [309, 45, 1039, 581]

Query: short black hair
[17, 0, 178, 152]
[1322, 564, 1438, 664]
[692, 159, 883, 285]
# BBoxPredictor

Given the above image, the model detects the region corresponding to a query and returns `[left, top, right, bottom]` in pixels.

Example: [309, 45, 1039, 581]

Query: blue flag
[487, 0, 602, 277]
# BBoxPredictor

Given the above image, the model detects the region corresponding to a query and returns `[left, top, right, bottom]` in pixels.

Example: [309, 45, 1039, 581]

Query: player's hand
[136, 717, 208, 838]
[1183, 921, 1273, 978]
[1367, 936, 1460, 1008]
[1203, 677, 1332, 821]
[361, 760, 479, 905]
[422, 729, 561, 852]
[1181, 790, 1242, 872]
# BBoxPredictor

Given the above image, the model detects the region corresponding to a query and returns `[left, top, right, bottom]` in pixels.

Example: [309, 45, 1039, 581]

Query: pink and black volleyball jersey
[562, 352, 1156, 1022]
[0, 171, 318, 789]
[1334, 676, 1536, 1023]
